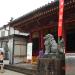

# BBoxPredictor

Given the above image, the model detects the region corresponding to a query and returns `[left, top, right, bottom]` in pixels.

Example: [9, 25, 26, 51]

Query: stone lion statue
[44, 34, 58, 54]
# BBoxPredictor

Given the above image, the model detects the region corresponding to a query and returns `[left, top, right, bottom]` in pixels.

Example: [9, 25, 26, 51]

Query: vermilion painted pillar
[40, 30, 44, 50]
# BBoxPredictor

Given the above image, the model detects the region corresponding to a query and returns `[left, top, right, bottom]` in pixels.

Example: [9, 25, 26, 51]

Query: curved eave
[9, 0, 75, 32]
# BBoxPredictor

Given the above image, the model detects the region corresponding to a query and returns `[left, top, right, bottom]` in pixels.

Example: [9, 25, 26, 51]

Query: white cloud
[0, 0, 54, 27]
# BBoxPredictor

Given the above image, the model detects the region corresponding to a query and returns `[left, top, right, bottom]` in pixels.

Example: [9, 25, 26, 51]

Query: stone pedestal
[36, 53, 65, 75]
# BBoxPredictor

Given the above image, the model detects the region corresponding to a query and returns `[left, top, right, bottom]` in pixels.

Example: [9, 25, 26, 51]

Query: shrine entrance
[31, 32, 39, 63]
[32, 37, 39, 56]
[30, 27, 58, 63]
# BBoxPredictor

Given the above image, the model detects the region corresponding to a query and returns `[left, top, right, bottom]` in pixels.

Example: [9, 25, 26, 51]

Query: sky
[0, 0, 54, 27]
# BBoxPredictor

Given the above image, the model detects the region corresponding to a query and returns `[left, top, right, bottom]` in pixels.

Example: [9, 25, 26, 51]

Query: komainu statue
[36, 34, 65, 75]
[44, 34, 58, 54]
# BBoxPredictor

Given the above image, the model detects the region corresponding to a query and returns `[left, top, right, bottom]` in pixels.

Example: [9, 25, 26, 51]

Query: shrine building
[9, 0, 75, 62]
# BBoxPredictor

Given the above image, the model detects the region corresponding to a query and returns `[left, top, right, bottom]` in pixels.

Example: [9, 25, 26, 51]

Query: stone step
[4, 65, 37, 75]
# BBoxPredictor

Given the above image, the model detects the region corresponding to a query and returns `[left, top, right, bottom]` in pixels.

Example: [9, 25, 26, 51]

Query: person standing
[0, 51, 4, 73]
[38, 49, 44, 58]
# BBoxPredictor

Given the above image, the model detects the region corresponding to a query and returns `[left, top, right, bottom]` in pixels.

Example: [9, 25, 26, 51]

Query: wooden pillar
[39, 30, 44, 50]
[29, 32, 32, 42]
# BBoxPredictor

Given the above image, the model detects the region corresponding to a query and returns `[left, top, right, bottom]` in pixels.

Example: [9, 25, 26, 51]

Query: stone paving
[0, 69, 26, 75]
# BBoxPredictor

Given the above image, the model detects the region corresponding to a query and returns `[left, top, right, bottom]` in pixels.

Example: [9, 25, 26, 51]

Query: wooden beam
[10, 0, 75, 33]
